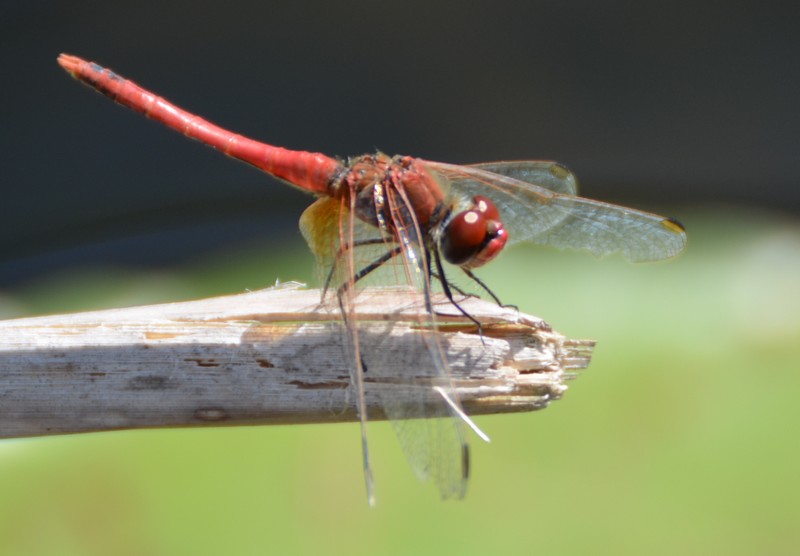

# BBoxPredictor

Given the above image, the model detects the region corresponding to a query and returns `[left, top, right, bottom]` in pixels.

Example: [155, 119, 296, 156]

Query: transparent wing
[469, 160, 578, 195]
[299, 186, 470, 502]
[301, 195, 379, 505]
[374, 180, 470, 499]
[425, 161, 686, 262]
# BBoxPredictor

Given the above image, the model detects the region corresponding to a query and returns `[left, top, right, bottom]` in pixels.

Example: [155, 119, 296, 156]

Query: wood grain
[0, 283, 594, 438]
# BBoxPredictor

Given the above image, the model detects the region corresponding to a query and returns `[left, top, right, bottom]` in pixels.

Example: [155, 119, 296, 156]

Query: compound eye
[440, 196, 508, 269]
[474, 195, 500, 221]
[440, 209, 487, 266]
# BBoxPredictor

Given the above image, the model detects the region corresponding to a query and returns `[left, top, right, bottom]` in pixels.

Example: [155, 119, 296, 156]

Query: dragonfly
[58, 53, 686, 504]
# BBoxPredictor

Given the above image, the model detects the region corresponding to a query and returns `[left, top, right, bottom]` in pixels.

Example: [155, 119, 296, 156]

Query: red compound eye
[474, 195, 500, 221]
[440, 196, 508, 268]
[441, 209, 487, 266]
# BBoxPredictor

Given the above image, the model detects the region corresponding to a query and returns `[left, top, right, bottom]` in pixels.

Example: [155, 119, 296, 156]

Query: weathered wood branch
[0, 283, 594, 439]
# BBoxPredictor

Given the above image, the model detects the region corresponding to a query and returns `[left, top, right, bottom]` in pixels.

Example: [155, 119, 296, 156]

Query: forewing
[469, 160, 578, 195]
[425, 161, 686, 262]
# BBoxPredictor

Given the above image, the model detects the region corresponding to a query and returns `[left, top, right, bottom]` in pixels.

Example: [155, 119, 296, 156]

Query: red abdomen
[58, 54, 343, 196]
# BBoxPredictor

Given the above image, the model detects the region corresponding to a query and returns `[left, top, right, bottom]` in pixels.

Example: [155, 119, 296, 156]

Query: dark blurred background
[2, 0, 797, 288]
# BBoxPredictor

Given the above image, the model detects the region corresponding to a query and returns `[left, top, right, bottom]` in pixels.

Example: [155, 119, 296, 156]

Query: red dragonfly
[58, 54, 686, 504]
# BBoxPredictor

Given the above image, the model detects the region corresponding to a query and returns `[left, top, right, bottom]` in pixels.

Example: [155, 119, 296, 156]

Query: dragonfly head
[440, 195, 508, 269]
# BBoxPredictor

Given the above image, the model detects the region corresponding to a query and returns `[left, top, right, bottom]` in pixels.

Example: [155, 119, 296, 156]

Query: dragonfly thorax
[344, 154, 447, 233]
[340, 154, 509, 269]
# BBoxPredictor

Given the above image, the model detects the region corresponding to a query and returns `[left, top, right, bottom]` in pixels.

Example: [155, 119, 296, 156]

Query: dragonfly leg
[323, 238, 396, 298]
[429, 271, 477, 298]
[461, 268, 517, 311]
[431, 249, 485, 341]
[333, 245, 405, 300]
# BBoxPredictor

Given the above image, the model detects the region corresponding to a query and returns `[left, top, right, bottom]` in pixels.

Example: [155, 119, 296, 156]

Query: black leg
[461, 268, 516, 310]
[334, 245, 404, 298]
[432, 248, 485, 340]
[430, 271, 474, 298]
[323, 237, 396, 297]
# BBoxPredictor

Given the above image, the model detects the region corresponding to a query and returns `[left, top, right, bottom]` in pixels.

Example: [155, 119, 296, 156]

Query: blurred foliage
[0, 206, 798, 555]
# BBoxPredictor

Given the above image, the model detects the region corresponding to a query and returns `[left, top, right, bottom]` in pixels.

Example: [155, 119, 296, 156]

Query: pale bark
[0, 283, 594, 438]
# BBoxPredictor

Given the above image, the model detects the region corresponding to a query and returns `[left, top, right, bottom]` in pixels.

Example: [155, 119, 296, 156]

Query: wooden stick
[0, 283, 594, 439]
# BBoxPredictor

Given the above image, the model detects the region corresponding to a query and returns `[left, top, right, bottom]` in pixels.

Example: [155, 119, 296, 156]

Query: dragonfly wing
[358, 326, 470, 499]
[302, 195, 381, 505]
[528, 194, 687, 261]
[299, 197, 344, 273]
[425, 161, 686, 262]
[379, 391, 470, 499]
[374, 179, 470, 499]
[469, 161, 578, 195]
[303, 185, 470, 501]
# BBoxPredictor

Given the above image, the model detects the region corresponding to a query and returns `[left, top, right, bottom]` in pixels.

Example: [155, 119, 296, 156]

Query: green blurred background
[2, 1, 799, 554]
